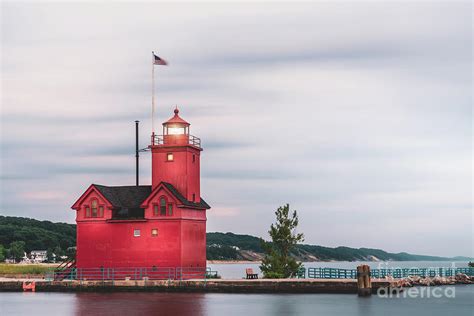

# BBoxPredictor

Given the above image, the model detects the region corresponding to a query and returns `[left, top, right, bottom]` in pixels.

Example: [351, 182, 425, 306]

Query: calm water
[208, 261, 471, 279]
[1, 262, 472, 315]
[1, 287, 473, 316]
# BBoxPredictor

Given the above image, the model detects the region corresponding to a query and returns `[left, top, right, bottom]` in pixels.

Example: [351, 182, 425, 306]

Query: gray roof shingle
[161, 182, 211, 209]
[93, 185, 151, 209]
[93, 182, 210, 210]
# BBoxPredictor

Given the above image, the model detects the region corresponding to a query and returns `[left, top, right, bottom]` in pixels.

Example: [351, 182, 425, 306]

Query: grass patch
[0, 264, 56, 275]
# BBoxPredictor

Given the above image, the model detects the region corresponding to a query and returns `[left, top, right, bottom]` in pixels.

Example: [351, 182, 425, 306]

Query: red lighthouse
[71, 108, 210, 273]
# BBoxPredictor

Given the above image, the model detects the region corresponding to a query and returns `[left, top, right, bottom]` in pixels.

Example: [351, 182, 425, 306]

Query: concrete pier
[0, 278, 394, 294]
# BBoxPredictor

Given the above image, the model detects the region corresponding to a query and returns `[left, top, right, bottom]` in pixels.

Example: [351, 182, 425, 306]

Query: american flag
[153, 53, 168, 65]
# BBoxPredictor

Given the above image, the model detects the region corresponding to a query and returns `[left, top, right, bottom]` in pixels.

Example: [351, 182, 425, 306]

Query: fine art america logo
[375, 262, 461, 299]
[377, 285, 456, 299]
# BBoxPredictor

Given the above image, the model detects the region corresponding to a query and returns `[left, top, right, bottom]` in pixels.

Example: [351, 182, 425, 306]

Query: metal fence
[307, 268, 356, 279]
[54, 267, 219, 281]
[307, 267, 474, 279]
[54, 266, 473, 281]
[296, 267, 306, 278]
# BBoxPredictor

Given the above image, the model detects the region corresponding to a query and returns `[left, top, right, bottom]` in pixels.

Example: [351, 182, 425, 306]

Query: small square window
[151, 229, 158, 237]
[167, 153, 174, 161]
[134, 229, 141, 237]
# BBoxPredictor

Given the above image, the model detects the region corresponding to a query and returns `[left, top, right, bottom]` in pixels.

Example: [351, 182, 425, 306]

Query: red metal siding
[151, 146, 201, 202]
[180, 220, 206, 268]
[76, 220, 183, 268]
[76, 208, 206, 268]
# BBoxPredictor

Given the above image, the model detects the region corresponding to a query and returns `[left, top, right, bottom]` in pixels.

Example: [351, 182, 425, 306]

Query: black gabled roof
[93, 183, 210, 210]
[162, 182, 211, 210]
[94, 185, 151, 209]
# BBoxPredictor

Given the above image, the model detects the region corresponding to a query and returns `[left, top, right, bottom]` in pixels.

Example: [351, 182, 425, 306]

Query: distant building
[30, 250, 47, 263]
[71, 108, 210, 270]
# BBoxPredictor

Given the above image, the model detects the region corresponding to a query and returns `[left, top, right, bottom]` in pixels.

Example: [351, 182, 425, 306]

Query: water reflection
[73, 292, 206, 316]
[1, 288, 472, 316]
[269, 295, 298, 316]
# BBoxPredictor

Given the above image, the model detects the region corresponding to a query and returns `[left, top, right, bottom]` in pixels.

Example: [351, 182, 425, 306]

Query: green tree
[46, 248, 55, 263]
[54, 246, 64, 258]
[66, 247, 76, 260]
[260, 204, 304, 278]
[9, 241, 26, 262]
[0, 244, 5, 262]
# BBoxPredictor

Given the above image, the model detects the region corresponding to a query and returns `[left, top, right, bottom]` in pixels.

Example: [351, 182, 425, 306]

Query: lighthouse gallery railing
[151, 134, 201, 148]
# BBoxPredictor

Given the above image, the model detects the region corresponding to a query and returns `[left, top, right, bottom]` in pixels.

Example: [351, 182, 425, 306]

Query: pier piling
[357, 265, 372, 296]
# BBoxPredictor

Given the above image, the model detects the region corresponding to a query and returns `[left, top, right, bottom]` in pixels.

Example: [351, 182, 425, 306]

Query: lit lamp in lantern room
[161, 108, 191, 146]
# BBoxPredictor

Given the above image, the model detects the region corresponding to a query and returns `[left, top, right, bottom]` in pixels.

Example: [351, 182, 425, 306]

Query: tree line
[0, 214, 459, 265]
[0, 216, 76, 262]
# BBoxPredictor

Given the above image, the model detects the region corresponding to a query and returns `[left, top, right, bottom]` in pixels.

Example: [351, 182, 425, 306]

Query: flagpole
[151, 51, 155, 138]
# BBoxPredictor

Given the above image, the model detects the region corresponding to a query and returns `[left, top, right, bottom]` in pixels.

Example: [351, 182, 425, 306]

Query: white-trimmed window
[91, 200, 98, 217]
[160, 197, 166, 216]
[134, 229, 141, 237]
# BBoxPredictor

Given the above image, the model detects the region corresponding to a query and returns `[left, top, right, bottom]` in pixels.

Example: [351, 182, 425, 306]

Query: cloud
[1, 1, 472, 257]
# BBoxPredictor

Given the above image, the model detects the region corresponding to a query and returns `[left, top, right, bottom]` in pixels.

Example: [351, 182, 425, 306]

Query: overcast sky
[1, 1, 472, 257]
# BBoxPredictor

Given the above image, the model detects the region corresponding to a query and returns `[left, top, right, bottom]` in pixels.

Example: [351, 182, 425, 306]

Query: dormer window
[91, 200, 98, 217]
[160, 197, 166, 216]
